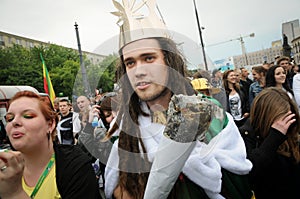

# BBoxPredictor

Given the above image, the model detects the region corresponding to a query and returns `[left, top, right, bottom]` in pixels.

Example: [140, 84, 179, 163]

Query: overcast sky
[1, 0, 300, 66]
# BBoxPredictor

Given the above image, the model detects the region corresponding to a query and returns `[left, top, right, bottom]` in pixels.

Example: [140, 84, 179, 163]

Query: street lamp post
[74, 22, 91, 97]
[193, 0, 208, 71]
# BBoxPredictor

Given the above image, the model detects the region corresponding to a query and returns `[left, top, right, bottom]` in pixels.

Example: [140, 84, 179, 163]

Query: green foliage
[0, 44, 117, 101]
[51, 60, 80, 98]
[86, 53, 118, 94]
[0, 45, 43, 87]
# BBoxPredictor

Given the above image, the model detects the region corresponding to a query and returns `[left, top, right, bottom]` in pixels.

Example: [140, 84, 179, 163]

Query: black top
[240, 78, 253, 99]
[239, 119, 300, 199]
[0, 120, 7, 145]
[54, 143, 101, 199]
[57, 112, 74, 144]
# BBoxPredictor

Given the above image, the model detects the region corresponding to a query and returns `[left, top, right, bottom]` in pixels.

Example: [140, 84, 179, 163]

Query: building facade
[224, 19, 300, 68]
[282, 19, 300, 45]
[292, 36, 300, 64]
[233, 45, 282, 68]
[0, 31, 106, 65]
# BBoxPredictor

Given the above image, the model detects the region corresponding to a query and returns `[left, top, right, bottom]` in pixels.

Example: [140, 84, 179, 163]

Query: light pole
[74, 22, 91, 97]
[193, 0, 208, 71]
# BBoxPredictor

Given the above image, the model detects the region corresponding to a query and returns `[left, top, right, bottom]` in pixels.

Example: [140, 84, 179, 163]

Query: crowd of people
[0, 16, 300, 199]
[205, 56, 300, 198]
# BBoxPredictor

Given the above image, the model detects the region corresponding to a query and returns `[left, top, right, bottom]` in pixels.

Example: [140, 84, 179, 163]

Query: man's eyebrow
[140, 52, 157, 57]
[124, 52, 157, 61]
[124, 57, 134, 63]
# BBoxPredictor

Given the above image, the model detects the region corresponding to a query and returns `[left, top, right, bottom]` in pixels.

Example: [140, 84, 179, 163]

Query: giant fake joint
[164, 94, 213, 143]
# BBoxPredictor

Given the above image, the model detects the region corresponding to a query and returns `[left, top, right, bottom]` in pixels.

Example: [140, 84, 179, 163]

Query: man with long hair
[102, 34, 253, 199]
[102, 3, 251, 199]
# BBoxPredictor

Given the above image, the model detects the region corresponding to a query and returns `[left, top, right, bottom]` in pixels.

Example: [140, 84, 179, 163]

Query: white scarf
[105, 102, 252, 199]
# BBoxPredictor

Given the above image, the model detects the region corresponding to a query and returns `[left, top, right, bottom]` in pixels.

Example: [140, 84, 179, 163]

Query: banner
[40, 53, 56, 103]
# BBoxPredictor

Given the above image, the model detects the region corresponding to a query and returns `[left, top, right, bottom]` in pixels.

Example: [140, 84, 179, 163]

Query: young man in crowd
[76, 95, 91, 129]
[57, 99, 81, 144]
[240, 67, 253, 100]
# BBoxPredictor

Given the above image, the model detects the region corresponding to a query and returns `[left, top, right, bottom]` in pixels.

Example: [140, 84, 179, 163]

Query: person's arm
[293, 74, 300, 109]
[72, 113, 82, 144]
[1, 191, 29, 199]
[72, 113, 81, 134]
[246, 128, 286, 177]
[247, 112, 295, 179]
[248, 85, 254, 108]
[0, 120, 7, 144]
[0, 151, 30, 199]
[55, 144, 101, 199]
[238, 89, 250, 118]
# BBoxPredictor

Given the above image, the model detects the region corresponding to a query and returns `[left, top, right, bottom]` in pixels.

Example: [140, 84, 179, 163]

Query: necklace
[30, 153, 55, 198]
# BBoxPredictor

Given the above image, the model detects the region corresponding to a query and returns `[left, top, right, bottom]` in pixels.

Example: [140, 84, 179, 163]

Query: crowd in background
[190, 55, 300, 198]
[1, 53, 299, 199]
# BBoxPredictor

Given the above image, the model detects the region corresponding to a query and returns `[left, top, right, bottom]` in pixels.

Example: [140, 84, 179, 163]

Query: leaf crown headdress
[111, 0, 170, 48]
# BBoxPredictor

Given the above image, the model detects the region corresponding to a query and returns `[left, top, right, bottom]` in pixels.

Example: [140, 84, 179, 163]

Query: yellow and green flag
[40, 53, 56, 103]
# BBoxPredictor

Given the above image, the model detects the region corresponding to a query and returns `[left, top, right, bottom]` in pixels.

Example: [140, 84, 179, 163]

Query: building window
[0, 35, 5, 46]
[16, 39, 21, 45]
[26, 41, 34, 48]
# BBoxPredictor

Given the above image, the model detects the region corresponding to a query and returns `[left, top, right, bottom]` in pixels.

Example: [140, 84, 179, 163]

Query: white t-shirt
[228, 92, 242, 120]
[293, 73, 300, 111]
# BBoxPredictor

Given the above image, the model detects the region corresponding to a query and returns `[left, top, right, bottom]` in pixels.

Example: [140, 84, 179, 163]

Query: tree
[0, 44, 79, 99]
[51, 60, 80, 98]
[85, 53, 118, 94]
[0, 45, 42, 87]
[0, 44, 117, 100]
